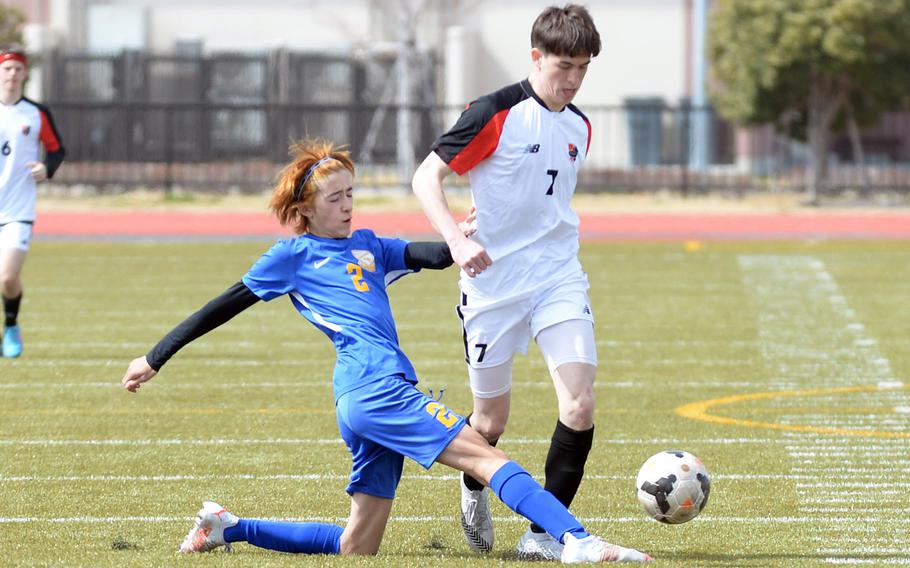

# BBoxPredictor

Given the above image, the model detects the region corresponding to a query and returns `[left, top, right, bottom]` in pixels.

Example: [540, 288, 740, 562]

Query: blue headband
[294, 156, 335, 201]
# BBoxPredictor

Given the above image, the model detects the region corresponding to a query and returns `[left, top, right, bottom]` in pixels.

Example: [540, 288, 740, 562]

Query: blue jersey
[242, 229, 416, 399]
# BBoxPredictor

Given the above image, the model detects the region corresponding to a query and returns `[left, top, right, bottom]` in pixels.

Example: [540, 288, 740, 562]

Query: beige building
[17, 0, 694, 108]
[14, 1, 704, 172]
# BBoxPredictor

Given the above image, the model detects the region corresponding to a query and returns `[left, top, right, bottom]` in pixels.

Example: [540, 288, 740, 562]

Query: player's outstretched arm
[121, 282, 260, 393]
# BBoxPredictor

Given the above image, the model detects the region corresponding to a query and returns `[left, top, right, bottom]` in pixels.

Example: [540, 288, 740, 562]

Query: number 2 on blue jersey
[346, 263, 370, 292]
[425, 401, 458, 428]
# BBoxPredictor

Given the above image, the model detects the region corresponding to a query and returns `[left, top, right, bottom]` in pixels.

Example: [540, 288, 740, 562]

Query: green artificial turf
[1, 240, 908, 567]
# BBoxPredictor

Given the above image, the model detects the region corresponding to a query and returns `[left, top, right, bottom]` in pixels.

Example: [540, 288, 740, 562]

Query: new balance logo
[524, 144, 540, 154]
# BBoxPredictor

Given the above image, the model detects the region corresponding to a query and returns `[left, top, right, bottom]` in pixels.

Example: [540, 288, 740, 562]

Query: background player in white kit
[412, 5, 604, 560]
[0, 46, 65, 358]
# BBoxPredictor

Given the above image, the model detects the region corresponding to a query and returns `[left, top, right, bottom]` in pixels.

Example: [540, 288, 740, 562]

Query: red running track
[34, 211, 910, 240]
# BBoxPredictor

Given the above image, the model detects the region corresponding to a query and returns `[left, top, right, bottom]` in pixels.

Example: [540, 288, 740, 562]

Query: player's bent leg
[529, 322, 598, 557]
[436, 431, 652, 563]
[1, 247, 27, 358]
[467, 359, 514, 441]
[447, 420, 504, 554]
[460, 362, 514, 553]
[550, 362, 596, 430]
[213, 506, 345, 554]
[210, 492, 390, 555]
[0, 246, 26, 299]
[339, 493, 394, 555]
[544, 362, 596, 512]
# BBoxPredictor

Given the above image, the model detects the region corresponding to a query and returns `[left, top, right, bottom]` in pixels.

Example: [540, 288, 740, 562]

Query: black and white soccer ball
[636, 450, 710, 524]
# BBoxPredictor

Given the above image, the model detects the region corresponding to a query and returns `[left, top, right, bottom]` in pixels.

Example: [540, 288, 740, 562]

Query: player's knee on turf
[339, 532, 382, 555]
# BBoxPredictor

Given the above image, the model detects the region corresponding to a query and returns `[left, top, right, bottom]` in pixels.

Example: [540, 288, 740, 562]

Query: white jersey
[0, 97, 65, 224]
[432, 79, 591, 303]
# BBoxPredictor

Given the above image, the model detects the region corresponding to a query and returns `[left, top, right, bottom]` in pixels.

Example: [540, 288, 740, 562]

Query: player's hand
[449, 236, 492, 278]
[26, 161, 47, 182]
[457, 207, 477, 237]
[122, 356, 157, 393]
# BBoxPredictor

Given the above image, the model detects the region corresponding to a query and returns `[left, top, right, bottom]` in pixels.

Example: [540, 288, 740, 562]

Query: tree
[0, 3, 25, 47]
[708, 0, 910, 202]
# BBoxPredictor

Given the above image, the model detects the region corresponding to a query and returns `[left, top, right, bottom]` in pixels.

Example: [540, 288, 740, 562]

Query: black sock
[463, 414, 498, 491]
[3, 294, 21, 327]
[530, 420, 594, 533]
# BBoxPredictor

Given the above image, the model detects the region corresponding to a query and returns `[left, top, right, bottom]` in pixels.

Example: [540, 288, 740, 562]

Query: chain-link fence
[41, 49, 910, 195]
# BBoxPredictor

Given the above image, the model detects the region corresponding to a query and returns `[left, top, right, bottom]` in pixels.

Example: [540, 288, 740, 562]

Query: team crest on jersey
[351, 250, 376, 272]
[21, 125, 30, 136]
[568, 143, 578, 162]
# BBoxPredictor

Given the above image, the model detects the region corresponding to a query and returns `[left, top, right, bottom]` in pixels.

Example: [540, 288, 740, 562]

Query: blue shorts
[335, 375, 467, 499]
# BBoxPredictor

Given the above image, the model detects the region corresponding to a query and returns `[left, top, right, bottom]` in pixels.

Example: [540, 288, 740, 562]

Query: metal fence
[41, 49, 910, 194]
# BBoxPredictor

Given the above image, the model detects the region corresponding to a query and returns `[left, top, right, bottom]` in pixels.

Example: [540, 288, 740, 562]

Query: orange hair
[270, 139, 355, 235]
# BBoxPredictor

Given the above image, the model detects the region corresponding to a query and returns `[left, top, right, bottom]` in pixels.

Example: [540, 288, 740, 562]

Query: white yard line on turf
[738, 255, 909, 561]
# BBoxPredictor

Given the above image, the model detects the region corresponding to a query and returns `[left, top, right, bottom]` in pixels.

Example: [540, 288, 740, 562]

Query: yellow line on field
[675, 384, 910, 439]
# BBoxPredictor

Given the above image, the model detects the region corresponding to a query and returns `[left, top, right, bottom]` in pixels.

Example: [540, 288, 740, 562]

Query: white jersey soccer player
[0, 47, 66, 358]
[433, 78, 597, 397]
[412, 5, 605, 560]
[0, 97, 65, 226]
[432, 78, 591, 304]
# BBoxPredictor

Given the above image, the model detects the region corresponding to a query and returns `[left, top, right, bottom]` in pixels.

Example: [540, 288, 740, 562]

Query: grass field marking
[0, 472, 853, 483]
[0, 436, 791, 446]
[0, 438, 346, 446]
[675, 383, 910, 439]
[0, 514, 898, 525]
[0, 379, 783, 390]
[737, 254, 910, 562]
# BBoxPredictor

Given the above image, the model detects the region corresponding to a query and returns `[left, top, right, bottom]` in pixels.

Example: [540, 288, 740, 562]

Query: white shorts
[457, 271, 597, 398]
[0, 222, 32, 251]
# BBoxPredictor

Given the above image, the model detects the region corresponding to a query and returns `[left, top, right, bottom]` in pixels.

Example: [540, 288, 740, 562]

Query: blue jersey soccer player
[121, 139, 650, 563]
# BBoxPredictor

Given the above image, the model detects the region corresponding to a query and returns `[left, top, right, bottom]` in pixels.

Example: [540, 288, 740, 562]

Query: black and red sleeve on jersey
[567, 103, 593, 155]
[33, 100, 65, 178]
[430, 81, 529, 176]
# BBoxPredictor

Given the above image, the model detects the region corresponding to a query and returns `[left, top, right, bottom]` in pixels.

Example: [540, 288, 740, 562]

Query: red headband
[0, 52, 28, 67]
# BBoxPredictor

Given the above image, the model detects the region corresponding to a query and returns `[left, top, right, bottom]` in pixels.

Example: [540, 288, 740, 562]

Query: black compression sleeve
[404, 242, 454, 270]
[146, 281, 260, 371]
[45, 148, 66, 179]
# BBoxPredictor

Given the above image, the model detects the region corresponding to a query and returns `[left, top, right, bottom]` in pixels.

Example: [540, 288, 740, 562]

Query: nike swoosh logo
[313, 257, 331, 269]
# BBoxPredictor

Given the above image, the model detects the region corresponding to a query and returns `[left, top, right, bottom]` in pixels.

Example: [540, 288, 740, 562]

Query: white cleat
[178, 501, 239, 553]
[561, 533, 652, 563]
[460, 472, 494, 553]
[517, 527, 564, 561]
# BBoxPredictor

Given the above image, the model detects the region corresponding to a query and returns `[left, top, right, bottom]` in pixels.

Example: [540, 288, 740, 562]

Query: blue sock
[489, 461, 589, 544]
[224, 519, 343, 554]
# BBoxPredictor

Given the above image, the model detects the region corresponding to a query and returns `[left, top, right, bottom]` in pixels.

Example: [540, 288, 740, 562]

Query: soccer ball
[636, 450, 710, 524]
